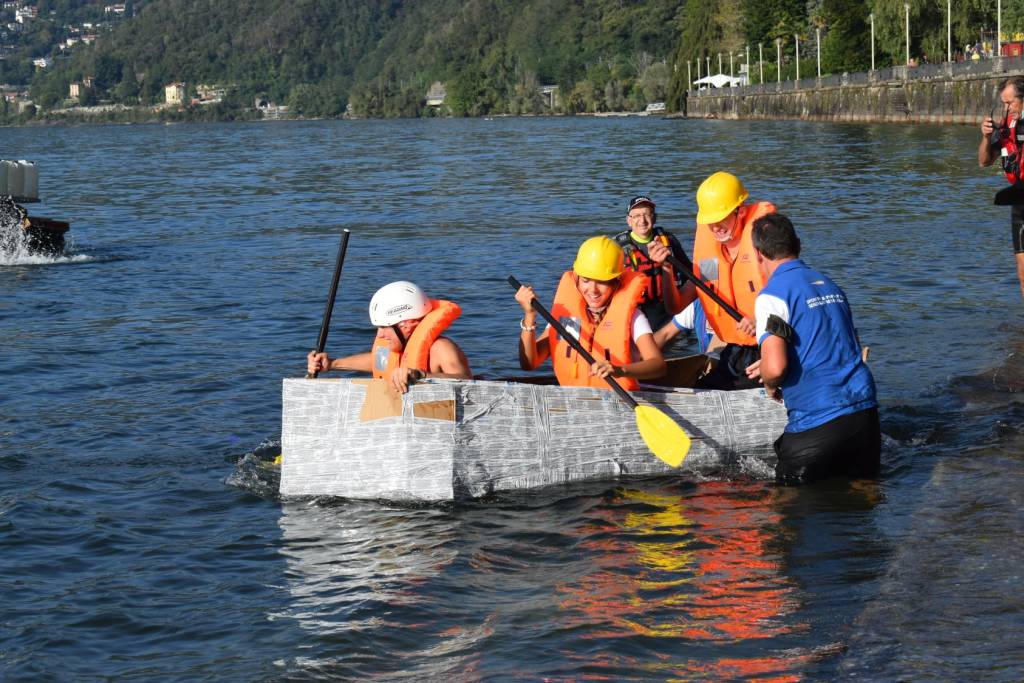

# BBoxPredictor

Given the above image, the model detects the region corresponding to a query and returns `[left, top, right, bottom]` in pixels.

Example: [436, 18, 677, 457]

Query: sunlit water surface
[2, 118, 1022, 681]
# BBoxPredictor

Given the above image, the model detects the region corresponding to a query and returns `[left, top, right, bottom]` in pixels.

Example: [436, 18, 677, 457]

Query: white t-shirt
[672, 302, 697, 330]
[543, 310, 653, 361]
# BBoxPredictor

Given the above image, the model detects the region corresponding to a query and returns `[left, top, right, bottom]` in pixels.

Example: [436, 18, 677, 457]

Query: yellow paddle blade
[634, 404, 691, 467]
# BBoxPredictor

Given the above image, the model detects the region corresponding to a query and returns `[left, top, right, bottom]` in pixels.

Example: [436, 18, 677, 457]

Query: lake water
[2, 117, 1022, 680]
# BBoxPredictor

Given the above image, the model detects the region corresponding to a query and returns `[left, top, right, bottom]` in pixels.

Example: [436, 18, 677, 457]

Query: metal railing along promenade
[689, 54, 1024, 98]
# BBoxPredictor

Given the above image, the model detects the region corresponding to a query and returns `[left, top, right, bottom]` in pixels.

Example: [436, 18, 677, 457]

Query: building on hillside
[254, 97, 288, 120]
[539, 85, 559, 109]
[0, 84, 23, 102]
[32, 57, 51, 69]
[104, 4, 126, 14]
[644, 102, 666, 114]
[82, 34, 98, 44]
[69, 82, 82, 98]
[196, 84, 225, 103]
[2, 1, 18, 9]
[15, 6, 36, 23]
[425, 81, 446, 106]
[165, 82, 186, 105]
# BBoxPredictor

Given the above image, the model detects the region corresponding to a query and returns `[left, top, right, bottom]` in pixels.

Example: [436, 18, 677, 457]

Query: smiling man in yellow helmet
[513, 236, 667, 388]
[691, 171, 777, 390]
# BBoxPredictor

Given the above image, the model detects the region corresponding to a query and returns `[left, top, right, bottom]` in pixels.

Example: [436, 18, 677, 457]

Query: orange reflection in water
[556, 482, 806, 679]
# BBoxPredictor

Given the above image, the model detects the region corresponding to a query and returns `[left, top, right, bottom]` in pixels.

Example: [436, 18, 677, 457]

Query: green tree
[821, 0, 871, 72]
[667, 0, 723, 109]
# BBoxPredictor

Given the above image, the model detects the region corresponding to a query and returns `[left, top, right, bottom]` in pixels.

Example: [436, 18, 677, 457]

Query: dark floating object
[0, 160, 71, 257]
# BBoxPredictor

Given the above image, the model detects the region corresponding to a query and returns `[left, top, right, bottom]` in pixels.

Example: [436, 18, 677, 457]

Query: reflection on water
[274, 500, 482, 679]
[555, 483, 807, 679]
[269, 479, 895, 679]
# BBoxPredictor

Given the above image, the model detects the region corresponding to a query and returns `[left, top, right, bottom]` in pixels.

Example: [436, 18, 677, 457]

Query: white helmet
[368, 281, 433, 326]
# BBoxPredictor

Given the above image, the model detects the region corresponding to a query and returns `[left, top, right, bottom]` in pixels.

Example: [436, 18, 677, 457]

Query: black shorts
[695, 343, 761, 391]
[1012, 204, 1024, 254]
[774, 407, 881, 485]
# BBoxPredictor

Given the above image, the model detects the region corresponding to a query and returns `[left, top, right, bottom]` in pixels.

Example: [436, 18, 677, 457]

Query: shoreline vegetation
[0, 0, 1021, 127]
[0, 107, 679, 127]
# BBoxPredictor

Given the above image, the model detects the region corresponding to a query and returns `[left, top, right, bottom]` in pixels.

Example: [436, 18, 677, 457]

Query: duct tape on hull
[280, 377, 787, 501]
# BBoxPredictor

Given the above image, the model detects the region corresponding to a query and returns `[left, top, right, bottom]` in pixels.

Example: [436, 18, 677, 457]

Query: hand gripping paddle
[508, 275, 690, 467]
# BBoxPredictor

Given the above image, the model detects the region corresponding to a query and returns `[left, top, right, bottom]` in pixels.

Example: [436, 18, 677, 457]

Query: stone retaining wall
[685, 66, 1024, 124]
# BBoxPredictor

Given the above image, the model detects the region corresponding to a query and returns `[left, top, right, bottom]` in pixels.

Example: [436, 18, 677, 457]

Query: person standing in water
[744, 213, 880, 484]
[979, 75, 1024, 299]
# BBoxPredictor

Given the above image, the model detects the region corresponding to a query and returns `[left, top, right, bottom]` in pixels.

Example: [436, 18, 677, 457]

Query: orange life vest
[539, 270, 647, 391]
[999, 115, 1023, 186]
[692, 201, 776, 345]
[614, 228, 672, 304]
[371, 299, 461, 379]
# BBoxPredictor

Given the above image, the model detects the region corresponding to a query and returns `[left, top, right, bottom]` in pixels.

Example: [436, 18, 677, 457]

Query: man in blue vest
[744, 213, 880, 484]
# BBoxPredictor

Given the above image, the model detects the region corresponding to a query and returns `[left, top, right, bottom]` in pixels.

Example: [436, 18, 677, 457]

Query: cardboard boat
[279, 363, 787, 502]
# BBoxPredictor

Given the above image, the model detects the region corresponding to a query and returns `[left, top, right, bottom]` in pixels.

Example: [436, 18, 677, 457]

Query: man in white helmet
[306, 281, 472, 393]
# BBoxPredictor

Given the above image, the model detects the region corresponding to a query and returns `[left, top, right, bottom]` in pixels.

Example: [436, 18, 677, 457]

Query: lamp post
[759, 42, 764, 83]
[870, 13, 875, 71]
[745, 44, 750, 85]
[816, 27, 821, 78]
[718, 52, 722, 75]
[688, 61, 692, 92]
[706, 55, 711, 79]
[998, 0, 1003, 58]
[776, 38, 782, 83]
[905, 3, 911, 66]
[946, 0, 951, 62]
[729, 51, 734, 79]
[795, 33, 800, 82]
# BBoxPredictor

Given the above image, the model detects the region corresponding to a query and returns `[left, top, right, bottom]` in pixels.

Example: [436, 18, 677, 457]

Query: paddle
[664, 253, 743, 323]
[507, 275, 691, 467]
[307, 229, 351, 379]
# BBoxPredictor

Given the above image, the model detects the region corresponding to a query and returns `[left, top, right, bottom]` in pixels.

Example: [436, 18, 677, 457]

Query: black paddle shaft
[309, 229, 351, 378]
[664, 254, 744, 323]
[508, 275, 638, 409]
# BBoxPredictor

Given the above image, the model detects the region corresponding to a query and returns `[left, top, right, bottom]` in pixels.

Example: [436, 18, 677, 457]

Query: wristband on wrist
[520, 317, 537, 332]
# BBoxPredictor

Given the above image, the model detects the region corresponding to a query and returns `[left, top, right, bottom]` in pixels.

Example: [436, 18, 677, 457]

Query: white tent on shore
[693, 73, 742, 89]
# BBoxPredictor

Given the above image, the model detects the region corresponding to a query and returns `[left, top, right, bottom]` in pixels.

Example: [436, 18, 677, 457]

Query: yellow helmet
[572, 236, 624, 281]
[696, 171, 749, 224]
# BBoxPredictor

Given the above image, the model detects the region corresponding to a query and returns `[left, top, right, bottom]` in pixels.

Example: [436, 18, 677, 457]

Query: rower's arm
[306, 350, 373, 375]
[979, 116, 998, 167]
[616, 333, 667, 380]
[428, 338, 473, 380]
[329, 352, 374, 372]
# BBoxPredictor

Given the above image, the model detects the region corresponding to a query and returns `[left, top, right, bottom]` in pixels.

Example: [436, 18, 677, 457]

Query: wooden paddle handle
[665, 254, 744, 323]
[508, 275, 639, 409]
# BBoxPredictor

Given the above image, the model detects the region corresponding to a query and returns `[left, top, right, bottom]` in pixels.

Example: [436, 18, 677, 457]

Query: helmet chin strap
[583, 279, 619, 323]
[392, 324, 407, 348]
